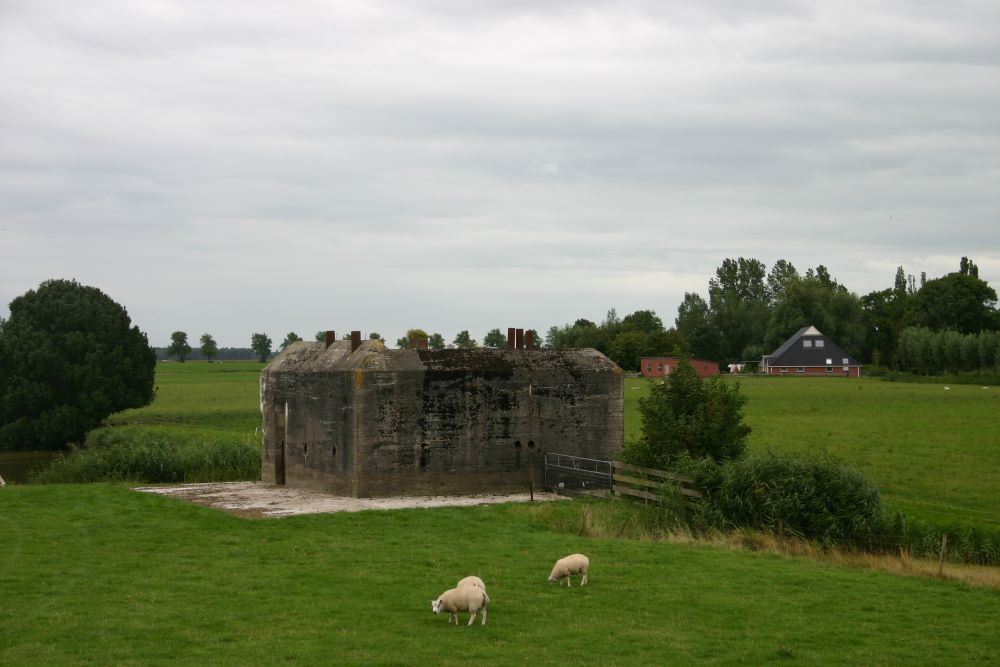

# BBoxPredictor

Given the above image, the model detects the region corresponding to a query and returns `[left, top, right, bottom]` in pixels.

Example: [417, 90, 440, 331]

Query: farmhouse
[259, 331, 624, 497]
[640, 356, 719, 379]
[761, 325, 862, 378]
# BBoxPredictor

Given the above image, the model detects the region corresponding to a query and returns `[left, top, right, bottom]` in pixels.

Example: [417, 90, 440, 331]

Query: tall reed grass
[31, 425, 260, 484]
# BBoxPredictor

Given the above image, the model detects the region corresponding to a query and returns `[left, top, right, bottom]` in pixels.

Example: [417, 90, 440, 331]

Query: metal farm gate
[543, 453, 613, 497]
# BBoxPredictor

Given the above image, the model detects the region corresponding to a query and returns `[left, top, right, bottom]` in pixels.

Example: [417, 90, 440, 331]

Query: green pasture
[2, 485, 998, 666]
[626, 376, 1000, 529]
[107, 361, 264, 438]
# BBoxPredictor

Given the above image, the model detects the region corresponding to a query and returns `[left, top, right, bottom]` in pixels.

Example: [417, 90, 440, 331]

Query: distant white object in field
[548, 553, 589, 587]
[944, 386, 950, 390]
[0, 474, 5, 487]
[431, 586, 489, 626]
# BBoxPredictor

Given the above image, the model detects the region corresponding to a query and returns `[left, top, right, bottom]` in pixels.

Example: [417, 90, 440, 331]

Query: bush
[676, 453, 887, 547]
[624, 359, 750, 467]
[31, 426, 260, 484]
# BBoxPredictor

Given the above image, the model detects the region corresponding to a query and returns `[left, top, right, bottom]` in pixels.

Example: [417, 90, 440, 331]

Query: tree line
[161, 255, 1000, 372]
[675, 255, 997, 371]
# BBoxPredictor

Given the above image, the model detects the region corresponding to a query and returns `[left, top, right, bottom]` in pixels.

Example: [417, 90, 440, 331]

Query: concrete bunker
[259, 331, 624, 497]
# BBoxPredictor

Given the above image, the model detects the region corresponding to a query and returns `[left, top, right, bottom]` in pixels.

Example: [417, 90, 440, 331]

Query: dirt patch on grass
[134, 482, 566, 518]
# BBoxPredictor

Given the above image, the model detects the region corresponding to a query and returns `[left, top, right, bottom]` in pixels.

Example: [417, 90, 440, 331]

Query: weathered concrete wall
[261, 342, 623, 497]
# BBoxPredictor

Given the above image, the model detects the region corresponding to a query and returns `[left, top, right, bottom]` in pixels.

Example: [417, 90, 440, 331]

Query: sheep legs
[462, 608, 487, 626]
[581, 573, 588, 586]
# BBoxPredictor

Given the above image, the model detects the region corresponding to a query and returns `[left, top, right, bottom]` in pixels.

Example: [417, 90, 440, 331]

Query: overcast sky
[2, 1, 998, 347]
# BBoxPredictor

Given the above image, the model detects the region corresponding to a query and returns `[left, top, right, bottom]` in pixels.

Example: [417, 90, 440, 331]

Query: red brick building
[640, 357, 719, 379]
[761, 325, 862, 378]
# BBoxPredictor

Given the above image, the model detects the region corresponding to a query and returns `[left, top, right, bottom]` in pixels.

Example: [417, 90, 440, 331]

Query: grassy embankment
[2, 484, 999, 666]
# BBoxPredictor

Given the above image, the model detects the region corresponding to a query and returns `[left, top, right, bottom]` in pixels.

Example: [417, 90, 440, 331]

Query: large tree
[428, 333, 446, 351]
[911, 270, 997, 334]
[250, 333, 272, 362]
[452, 330, 477, 348]
[167, 331, 191, 362]
[708, 257, 769, 364]
[483, 328, 506, 348]
[199, 333, 218, 362]
[766, 259, 799, 305]
[280, 332, 302, 350]
[0, 279, 156, 450]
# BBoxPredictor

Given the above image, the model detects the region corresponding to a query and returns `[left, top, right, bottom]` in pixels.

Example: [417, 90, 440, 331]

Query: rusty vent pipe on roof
[515, 328, 524, 350]
[507, 328, 515, 349]
[524, 329, 534, 350]
[324, 331, 336, 349]
[351, 330, 362, 352]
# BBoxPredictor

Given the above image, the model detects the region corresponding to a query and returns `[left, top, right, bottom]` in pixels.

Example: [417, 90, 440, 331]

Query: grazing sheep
[431, 586, 489, 626]
[0, 474, 5, 487]
[548, 553, 589, 587]
[456, 575, 486, 592]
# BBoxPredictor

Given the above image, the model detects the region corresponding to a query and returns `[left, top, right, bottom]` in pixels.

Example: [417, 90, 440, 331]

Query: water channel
[0, 451, 58, 484]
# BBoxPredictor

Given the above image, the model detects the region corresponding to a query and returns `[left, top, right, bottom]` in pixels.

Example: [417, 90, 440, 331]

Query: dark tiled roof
[767, 326, 860, 367]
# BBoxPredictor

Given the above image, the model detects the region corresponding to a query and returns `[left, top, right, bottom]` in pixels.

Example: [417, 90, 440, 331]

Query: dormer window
[815, 340, 825, 348]
[802, 340, 812, 348]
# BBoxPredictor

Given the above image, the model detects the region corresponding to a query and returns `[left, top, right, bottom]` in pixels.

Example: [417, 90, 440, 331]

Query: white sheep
[431, 586, 490, 626]
[548, 553, 589, 587]
[456, 575, 486, 592]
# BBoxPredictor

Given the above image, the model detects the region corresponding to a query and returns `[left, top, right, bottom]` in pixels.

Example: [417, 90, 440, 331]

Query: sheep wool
[431, 586, 490, 626]
[548, 553, 589, 587]
[456, 575, 486, 592]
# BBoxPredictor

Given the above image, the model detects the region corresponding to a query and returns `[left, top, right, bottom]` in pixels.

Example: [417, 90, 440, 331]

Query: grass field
[2, 484, 999, 666]
[4, 363, 1000, 664]
[107, 361, 265, 438]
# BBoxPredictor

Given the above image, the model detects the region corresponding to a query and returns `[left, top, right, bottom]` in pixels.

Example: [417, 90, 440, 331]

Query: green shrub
[31, 426, 260, 484]
[624, 358, 751, 468]
[676, 453, 887, 547]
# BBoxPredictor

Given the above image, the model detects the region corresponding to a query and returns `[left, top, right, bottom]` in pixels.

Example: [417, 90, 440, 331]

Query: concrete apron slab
[134, 482, 567, 518]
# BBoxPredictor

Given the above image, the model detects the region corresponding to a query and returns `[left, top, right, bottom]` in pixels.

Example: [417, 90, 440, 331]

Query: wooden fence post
[937, 533, 948, 577]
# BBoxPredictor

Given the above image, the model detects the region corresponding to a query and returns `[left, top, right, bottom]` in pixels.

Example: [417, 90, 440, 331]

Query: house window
[826, 367, 833, 373]
[657, 363, 663, 371]
[646, 364, 652, 372]
[802, 340, 812, 348]
[780, 367, 788, 373]
[843, 366, 849, 372]
[842, 358, 849, 364]
[815, 340, 825, 348]
[796, 367, 804, 373]
[826, 358, 833, 365]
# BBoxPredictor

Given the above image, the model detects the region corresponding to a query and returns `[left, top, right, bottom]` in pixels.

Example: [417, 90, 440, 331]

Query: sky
[2, 0, 998, 348]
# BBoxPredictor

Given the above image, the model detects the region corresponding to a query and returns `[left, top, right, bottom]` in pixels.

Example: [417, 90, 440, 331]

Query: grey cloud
[1, 0, 997, 345]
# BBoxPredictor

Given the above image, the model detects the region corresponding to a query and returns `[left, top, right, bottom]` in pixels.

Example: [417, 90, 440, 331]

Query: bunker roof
[265, 340, 621, 375]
